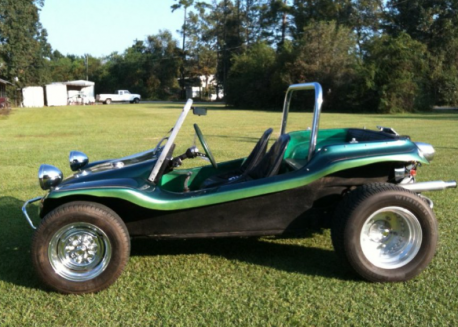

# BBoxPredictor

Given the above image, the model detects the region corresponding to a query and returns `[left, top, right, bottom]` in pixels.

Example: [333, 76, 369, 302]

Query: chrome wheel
[360, 207, 422, 269]
[48, 223, 112, 282]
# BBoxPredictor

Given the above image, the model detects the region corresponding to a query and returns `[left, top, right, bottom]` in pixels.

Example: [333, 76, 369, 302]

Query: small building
[45, 84, 67, 106]
[21, 80, 96, 107]
[23, 86, 45, 107]
[183, 75, 223, 101]
[58, 80, 95, 104]
[44, 80, 96, 106]
[0, 78, 12, 98]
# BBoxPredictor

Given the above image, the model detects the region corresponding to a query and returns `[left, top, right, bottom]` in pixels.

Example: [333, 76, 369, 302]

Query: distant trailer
[46, 84, 67, 106]
[22, 86, 44, 108]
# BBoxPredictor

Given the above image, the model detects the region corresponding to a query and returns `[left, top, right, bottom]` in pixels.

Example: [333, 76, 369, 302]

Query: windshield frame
[148, 99, 193, 183]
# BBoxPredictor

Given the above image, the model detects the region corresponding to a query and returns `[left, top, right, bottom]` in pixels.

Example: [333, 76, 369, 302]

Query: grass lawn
[0, 103, 457, 326]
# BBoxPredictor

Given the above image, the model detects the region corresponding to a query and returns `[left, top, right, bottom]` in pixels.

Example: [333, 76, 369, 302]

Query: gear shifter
[171, 146, 202, 167]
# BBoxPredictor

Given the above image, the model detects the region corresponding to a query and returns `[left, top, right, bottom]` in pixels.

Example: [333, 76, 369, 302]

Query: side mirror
[192, 107, 207, 116]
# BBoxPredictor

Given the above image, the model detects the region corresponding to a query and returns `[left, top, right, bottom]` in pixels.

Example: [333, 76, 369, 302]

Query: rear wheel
[32, 201, 130, 294]
[331, 183, 437, 282]
[105, 98, 111, 105]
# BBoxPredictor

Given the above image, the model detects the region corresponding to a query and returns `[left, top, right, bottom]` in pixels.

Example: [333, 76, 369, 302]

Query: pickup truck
[96, 90, 141, 104]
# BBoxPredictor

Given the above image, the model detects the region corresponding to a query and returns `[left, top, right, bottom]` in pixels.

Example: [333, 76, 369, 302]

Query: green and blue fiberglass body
[24, 83, 455, 238]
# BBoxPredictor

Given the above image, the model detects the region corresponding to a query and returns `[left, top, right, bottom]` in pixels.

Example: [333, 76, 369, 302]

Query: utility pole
[85, 54, 89, 81]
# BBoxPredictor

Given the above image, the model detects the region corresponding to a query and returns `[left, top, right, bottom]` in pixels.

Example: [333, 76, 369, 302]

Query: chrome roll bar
[280, 82, 323, 162]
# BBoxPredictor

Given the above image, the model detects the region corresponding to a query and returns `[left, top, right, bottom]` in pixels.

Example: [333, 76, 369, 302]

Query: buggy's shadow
[0, 196, 42, 290]
[0, 196, 355, 291]
[130, 236, 355, 281]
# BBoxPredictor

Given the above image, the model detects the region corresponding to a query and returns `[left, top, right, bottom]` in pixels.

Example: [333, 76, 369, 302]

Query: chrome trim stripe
[22, 196, 43, 230]
[280, 82, 323, 162]
[400, 180, 457, 193]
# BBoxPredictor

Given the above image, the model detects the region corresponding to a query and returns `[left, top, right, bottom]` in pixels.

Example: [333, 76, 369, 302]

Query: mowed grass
[0, 103, 457, 326]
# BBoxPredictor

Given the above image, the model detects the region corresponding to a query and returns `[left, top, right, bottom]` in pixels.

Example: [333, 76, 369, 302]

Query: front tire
[133, 98, 140, 104]
[331, 183, 437, 282]
[32, 201, 130, 294]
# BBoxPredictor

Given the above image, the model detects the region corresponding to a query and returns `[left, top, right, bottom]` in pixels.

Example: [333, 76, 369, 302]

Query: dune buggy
[23, 82, 456, 294]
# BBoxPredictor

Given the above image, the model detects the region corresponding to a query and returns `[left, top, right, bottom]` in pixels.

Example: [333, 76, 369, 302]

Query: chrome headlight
[38, 164, 63, 190]
[415, 142, 435, 162]
[69, 151, 89, 171]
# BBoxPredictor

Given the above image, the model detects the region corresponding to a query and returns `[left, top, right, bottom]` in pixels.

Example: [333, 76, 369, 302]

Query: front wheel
[331, 183, 437, 282]
[133, 98, 140, 104]
[32, 201, 130, 294]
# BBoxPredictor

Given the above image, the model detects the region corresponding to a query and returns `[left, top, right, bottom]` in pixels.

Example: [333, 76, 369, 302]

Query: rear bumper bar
[400, 180, 457, 193]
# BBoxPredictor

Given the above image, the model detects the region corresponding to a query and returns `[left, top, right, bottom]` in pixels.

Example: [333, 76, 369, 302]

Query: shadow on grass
[0, 196, 42, 290]
[130, 237, 356, 281]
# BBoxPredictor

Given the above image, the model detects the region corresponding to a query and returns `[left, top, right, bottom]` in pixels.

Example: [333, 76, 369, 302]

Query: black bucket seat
[201, 128, 273, 188]
[202, 133, 290, 188]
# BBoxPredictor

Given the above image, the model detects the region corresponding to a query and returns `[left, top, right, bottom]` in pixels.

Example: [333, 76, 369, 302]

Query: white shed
[46, 84, 67, 106]
[22, 86, 44, 108]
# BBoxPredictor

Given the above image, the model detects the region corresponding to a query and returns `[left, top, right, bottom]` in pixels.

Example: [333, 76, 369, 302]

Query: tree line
[1, 0, 458, 112]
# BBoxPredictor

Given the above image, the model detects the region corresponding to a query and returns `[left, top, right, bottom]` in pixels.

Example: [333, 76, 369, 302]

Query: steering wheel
[193, 124, 217, 168]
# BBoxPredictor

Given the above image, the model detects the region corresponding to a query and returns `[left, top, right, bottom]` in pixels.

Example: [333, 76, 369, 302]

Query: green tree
[384, 0, 458, 46]
[383, 0, 458, 106]
[0, 0, 51, 87]
[259, 0, 293, 48]
[47, 54, 102, 83]
[363, 32, 429, 113]
[181, 3, 218, 99]
[284, 21, 358, 110]
[226, 42, 277, 107]
[171, 0, 195, 54]
[290, 0, 353, 40]
[347, 0, 385, 53]
[145, 30, 182, 99]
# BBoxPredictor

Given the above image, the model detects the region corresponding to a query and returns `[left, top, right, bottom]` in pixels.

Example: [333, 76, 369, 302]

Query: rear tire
[105, 99, 111, 105]
[32, 201, 130, 294]
[331, 183, 437, 282]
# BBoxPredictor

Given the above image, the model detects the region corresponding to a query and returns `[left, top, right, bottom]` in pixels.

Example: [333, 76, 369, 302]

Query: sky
[40, 0, 193, 57]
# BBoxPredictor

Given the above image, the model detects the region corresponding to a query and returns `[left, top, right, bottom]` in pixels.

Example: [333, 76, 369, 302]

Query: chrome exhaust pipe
[400, 180, 457, 193]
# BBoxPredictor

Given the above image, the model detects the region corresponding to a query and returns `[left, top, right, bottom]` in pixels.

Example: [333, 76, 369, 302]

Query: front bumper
[22, 196, 42, 229]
